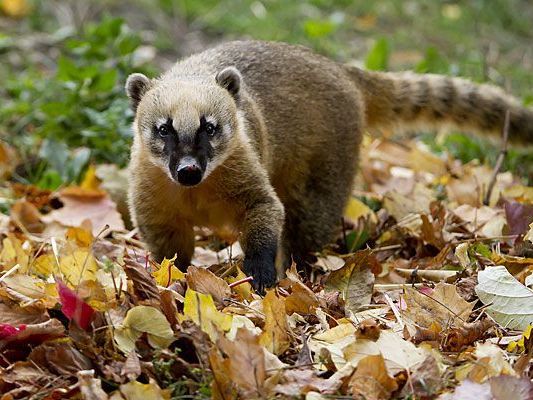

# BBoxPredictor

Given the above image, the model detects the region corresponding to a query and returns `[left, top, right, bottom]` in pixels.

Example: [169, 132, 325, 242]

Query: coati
[126, 40, 533, 292]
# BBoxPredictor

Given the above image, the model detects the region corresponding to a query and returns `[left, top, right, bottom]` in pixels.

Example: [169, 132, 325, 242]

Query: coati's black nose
[177, 163, 202, 186]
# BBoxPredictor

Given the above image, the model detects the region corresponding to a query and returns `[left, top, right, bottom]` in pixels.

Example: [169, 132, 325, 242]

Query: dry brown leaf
[10, 199, 45, 234]
[274, 368, 342, 396]
[443, 319, 494, 352]
[29, 341, 92, 375]
[285, 280, 319, 315]
[209, 348, 238, 400]
[349, 354, 398, 400]
[325, 250, 375, 315]
[0, 319, 65, 351]
[399, 355, 444, 398]
[259, 290, 291, 355]
[123, 256, 161, 304]
[217, 328, 267, 398]
[121, 351, 141, 381]
[403, 282, 474, 330]
[186, 265, 231, 304]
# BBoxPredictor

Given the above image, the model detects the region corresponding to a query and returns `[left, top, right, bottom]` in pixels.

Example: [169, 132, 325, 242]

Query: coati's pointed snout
[175, 157, 203, 186]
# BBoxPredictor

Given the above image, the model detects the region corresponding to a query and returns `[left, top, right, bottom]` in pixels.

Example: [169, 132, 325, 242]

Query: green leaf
[415, 47, 450, 74]
[90, 69, 117, 92]
[303, 19, 336, 38]
[365, 38, 389, 71]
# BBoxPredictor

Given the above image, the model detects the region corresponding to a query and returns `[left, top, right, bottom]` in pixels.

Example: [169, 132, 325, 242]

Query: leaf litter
[1, 137, 533, 399]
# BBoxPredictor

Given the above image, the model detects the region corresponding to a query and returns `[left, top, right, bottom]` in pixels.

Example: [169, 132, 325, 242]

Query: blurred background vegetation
[1, 0, 532, 189]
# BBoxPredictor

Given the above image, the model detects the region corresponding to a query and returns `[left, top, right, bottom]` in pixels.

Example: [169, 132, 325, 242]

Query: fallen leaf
[114, 306, 174, 354]
[181, 289, 232, 341]
[77, 370, 109, 400]
[123, 256, 161, 303]
[476, 266, 533, 330]
[403, 282, 474, 331]
[29, 340, 93, 375]
[186, 265, 231, 304]
[215, 328, 267, 398]
[43, 190, 124, 235]
[56, 279, 96, 330]
[152, 256, 185, 287]
[259, 290, 291, 355]
[344, 330, 428, 374]
[119, 380, 171, 400]
[325, 250, 375, 315]
[349, 354, 398, 400]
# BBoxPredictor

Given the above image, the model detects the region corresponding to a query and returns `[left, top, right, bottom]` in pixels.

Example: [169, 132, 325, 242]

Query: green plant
[1, 17, 153, 189]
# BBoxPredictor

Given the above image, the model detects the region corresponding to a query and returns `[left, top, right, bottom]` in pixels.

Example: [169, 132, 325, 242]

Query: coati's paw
[243, 254, 277, 295]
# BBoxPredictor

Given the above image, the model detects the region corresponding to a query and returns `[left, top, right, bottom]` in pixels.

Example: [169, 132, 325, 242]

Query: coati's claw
[243, 256, 277, 295]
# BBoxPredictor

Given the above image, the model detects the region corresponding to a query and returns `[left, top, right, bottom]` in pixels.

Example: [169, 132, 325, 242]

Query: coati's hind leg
[280, 155, 357, 274]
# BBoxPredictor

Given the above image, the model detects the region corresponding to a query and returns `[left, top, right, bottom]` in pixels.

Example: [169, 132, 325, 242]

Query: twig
[374, 283, 427, 291]
[483, 110, 510, 205]
[228, 276, 253, 288]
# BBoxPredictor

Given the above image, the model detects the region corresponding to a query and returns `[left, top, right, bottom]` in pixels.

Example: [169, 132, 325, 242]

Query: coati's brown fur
[126, 40, 533, 292]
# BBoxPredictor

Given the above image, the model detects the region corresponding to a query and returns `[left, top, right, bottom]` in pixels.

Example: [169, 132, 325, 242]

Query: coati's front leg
[137, 222, 195, 267]
[240, 196, 285, 293]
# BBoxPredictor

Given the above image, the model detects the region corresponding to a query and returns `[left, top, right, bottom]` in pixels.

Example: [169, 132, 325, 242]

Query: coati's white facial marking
[128, 68, 243, 186]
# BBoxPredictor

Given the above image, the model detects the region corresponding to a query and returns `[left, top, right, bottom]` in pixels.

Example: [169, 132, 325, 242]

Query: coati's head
[125, 67, 242, 186]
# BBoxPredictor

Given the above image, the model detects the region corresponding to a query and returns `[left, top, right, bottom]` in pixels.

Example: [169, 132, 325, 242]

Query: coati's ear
[125, 73, 151, 111]
[215, 67, 241, 98]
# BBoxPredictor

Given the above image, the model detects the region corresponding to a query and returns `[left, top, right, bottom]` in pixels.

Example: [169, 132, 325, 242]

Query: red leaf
[56, 279, 95, 330]
[0, 323, 26, 339]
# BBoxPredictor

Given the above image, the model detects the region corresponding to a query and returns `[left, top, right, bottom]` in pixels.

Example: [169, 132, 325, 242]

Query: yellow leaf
[59, 249, 98, 284]
[227, 268, 253, 301]
[180, 289, 232, 341]
[344, 197, 374, 222]
[0, 236, 31, 272]
[80, 164, 101, 191]
[119, 380, 171, 400]
[114, 306, 174, 354]
[32, 253, 56, 276]
[259, 290, 291, 355]
[152, 256, 185, 286]
[502, 185, 533, 204]
[66, 226, 93, 247]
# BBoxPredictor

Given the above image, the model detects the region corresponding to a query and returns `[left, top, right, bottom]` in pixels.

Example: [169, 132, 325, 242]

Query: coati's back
[166, 40, 533, 145]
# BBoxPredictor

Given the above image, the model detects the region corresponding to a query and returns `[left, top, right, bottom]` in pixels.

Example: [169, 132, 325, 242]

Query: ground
[1, 1, 533, 399]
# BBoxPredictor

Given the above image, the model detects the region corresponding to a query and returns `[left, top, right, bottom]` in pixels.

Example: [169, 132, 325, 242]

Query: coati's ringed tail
[347, 67, 533, 142]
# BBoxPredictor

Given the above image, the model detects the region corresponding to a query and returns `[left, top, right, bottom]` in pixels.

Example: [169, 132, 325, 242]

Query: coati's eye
[205, 122, 216, 136]
[157, 124, 171, 137]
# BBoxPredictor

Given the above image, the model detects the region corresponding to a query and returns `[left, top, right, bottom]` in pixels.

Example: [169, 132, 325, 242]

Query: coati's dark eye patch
[155, 119, 173, 137]
[200, 116, 218, 137]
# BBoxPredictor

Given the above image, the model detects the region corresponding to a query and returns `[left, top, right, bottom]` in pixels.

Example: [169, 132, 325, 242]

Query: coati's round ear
[125, 73, 151, 111]
[215, 67, 241, 98]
